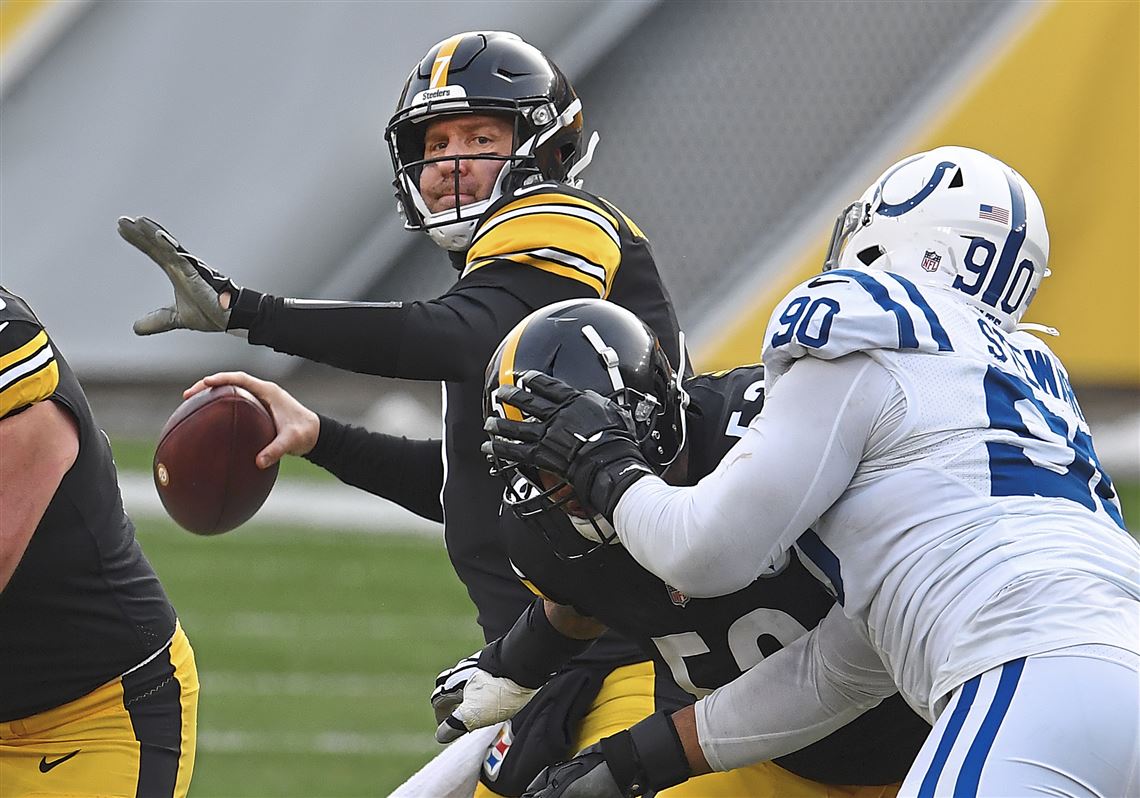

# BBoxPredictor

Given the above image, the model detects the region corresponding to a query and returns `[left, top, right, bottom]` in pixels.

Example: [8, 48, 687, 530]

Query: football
[153, 385, 279, 535]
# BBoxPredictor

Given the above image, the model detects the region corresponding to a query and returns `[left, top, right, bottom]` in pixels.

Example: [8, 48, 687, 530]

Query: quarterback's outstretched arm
[614, 352, 898, 597]
[120, 216, 590, 382]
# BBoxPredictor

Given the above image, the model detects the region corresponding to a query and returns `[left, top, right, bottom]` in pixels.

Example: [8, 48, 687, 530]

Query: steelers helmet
[824, 146, 1050, 332]
[387, 31, 591, 251]
[485, 299, 688, 557]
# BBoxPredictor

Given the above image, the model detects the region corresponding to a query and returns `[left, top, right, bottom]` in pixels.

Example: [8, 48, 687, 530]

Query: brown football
[153, 385, 279, 535]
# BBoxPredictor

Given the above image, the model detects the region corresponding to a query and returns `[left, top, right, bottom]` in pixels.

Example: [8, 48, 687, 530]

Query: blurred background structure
[2, 1, 1137, 795]
[3, 0, 1136, 449]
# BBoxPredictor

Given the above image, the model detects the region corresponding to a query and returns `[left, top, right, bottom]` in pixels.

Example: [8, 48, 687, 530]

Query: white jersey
[767, 267, 1137, 714]
[615, 267, 1139, 741]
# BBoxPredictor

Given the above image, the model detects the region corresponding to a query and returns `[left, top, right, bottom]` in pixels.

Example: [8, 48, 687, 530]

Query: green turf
[1118, 480, 1140, 530]
[135, 518, 483, 798]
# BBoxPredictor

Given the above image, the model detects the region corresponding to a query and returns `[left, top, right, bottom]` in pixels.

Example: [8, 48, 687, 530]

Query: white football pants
[900, 644, 1139, 798]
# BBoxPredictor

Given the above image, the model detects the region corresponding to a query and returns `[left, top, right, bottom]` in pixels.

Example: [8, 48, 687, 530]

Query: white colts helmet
[824, 146, 1050, 331]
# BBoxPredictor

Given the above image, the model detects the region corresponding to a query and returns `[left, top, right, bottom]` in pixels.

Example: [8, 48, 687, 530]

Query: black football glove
[522, 712, 691, 798]
[118, 215, 258, 335]
[483, 371, 654, 520]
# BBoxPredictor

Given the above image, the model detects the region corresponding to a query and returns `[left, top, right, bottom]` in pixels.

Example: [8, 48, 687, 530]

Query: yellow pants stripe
[0, 622, 198, 798]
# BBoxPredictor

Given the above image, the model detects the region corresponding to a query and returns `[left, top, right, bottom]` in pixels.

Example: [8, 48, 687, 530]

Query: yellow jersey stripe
[466, 210, 620, 294]
[481, 190, 620, 234]
[476, 252, 606, 297]
[429, 34, 464, 89]
[0, 330, 58, 417]
[474, 197, 621, 249]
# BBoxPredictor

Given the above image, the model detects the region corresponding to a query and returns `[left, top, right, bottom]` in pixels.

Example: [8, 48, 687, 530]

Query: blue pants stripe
[954, 658, 1026, 797]
[918, 676, 979, 797]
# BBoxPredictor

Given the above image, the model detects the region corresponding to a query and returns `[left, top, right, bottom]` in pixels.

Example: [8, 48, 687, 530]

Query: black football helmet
[386, 31, 595, 251]
[485, 299, 688, 558]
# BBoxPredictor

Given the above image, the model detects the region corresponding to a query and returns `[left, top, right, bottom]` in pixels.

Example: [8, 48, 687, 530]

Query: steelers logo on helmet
[387, 31, 594, 252]
[823, 146, 1050, 332]
[484, 299, 688, 558]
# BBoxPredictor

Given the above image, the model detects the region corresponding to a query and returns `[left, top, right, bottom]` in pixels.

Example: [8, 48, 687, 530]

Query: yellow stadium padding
[700, 0, 1139, 386]
[0, 0, 48, 54]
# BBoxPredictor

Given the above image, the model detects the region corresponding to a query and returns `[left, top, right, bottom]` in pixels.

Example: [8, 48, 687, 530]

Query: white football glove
[431, 652, 538, 744]
[118, 215, 238, 335]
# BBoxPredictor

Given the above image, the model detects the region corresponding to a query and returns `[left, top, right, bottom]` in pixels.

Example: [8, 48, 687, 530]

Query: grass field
[118, 431, 1139, 797]
[137, 519, 483, 797]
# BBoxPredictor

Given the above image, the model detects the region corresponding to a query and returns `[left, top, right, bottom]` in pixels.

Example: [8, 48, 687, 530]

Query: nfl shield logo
[921, 250, 942, 272]
[667, 584, 690, 607]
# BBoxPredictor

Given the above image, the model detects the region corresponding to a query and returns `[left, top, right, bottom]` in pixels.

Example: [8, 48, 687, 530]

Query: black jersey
[505, 365, 931, 786]
[241, 183, 682, 645]
[0, 287, 177, 721]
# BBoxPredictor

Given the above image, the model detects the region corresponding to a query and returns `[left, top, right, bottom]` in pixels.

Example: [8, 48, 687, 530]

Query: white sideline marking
[118, 473, 443, 537]
[200, 611, 475, 640]
[198, 729, 439, 757]
[201, 670, 429, 697]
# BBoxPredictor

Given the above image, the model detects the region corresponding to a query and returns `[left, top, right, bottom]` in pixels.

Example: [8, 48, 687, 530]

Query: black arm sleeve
[235, 263, 592, 381]
[302, 414, 444, 523]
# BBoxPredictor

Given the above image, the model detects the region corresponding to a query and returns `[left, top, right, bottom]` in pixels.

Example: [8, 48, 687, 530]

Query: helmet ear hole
[857, 246, 884, 266]
[949, 168, 965, 189]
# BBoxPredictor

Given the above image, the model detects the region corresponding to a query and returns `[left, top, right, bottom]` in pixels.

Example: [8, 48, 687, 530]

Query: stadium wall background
[698, 0, 1139, 387]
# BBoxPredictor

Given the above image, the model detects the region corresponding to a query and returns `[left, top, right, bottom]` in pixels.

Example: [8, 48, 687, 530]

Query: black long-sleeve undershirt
[235, 263, 588, 381]
[303, 415, 445, 523]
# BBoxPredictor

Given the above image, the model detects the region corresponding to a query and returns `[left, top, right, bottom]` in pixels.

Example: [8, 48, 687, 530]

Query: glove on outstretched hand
[483, 371, 654, 520]
[118, 215, 244, 335]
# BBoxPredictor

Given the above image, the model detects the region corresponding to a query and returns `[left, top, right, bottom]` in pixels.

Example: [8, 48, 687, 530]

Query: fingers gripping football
[484, 371, 654, 519]
[118, 216, 238, 335]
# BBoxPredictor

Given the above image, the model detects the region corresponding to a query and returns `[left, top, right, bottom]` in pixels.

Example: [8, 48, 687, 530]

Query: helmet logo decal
[921, 250, 942, 273]
[877, 160, 957, 218]
[429, 34, 464, 89]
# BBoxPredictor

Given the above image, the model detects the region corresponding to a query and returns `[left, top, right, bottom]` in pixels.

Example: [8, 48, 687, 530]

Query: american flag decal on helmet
[978, 204, 1010, 224]
[921, 250, 942, 272]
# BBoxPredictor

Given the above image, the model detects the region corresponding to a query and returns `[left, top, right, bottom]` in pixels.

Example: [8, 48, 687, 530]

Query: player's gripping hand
[119, 216, 245, 335]
[523, 712, 691, 798]
[483, 370, 654, 520]
[430, 650, 537, 744]
[522, 745, 624, 798]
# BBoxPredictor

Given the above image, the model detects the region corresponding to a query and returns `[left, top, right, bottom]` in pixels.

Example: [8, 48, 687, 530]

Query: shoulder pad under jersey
[0, 289, 60, 418]
[761, 268, 955, 387]
[462, 183, 623, 297]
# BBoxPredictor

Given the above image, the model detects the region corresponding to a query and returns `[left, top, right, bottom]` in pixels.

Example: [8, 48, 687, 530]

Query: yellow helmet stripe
[497, 313, 538, 422]
[429, 34, 465, 89]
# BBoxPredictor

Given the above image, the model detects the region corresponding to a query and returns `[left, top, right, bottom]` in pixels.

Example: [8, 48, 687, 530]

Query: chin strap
[567, 131, 601, 188]
[1015, 322, 1060, 336]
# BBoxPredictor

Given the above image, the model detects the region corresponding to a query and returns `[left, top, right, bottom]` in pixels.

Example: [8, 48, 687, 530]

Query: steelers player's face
[420, 114, 514, 213]
[537, 469, 591, 519]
